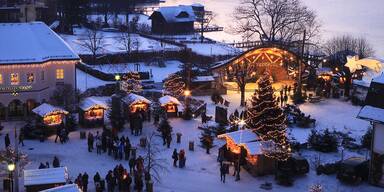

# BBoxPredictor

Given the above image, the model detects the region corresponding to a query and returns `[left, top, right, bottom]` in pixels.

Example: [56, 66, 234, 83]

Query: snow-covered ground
[1, 89, 381, 191]
[60, 28, 181, 55]
[85, 60, 183, 83]
[186, 42, 240, 56]
[76, 68, 114, 92]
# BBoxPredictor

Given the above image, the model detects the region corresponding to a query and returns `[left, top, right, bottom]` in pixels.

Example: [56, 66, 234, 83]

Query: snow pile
[159, 95, 182, 106]
[186, 42, 240, 56]
[40, 184, 81, 192]
[0, 22, 79, 64]
[80, 97, 109, 111]
[122, 93, 152, 105]
[32, 103, 68, 117]
[24, 167, 68, 186]
[357, 105, 384, 123]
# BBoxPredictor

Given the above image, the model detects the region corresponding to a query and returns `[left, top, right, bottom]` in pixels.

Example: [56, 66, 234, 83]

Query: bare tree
[231, 60, 257, 106]
[144, 132, 168, 183]
[79, 28, 105, 64]
[232, 0, 320, 43]
[119, 31, 140, 58]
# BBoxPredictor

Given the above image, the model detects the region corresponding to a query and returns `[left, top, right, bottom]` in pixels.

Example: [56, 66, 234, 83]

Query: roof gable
[151, 5, 196, 23]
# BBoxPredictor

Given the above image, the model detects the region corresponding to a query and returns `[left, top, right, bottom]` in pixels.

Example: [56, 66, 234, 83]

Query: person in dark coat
[166, 134, 172, 148]
[102, 130, 107, 153]
[220, 163, 227, 183]
[4, 133, 10, 149]
[38, 162, 46, 169]
[105, 170, 115, 192]
[82, 172, 89, 192]
[172, 149, 178, 167]
[124, 140, 131, 161]
[129, 158, 136, 173]
[45, 162, 50, 168]
[94, 172, 101, 191]
[134, 171, 143, 192]
[54, 127, 60, 143]
[75, 173, 82, 190]
[122, 171, 132, 192]
[53, 156, 60, 168]
[19, 131, 25, 146]
[87, 132, 94, 152]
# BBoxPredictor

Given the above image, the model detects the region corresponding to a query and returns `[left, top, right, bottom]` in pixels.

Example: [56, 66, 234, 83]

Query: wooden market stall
[79, 97, 109, 127]
[24, 167, 69, 192]
[32, 103, 68, 127]
[122, 93, 152, 119]
[240, 141, 276, 176]
[159, 95, 182, 117]
[217, 129, 259, 162]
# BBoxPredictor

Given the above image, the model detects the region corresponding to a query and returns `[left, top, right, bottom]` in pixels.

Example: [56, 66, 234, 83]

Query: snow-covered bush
[308, 129, 338, 152]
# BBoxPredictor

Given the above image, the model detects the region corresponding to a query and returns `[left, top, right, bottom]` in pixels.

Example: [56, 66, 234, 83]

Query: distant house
[0, 0, 49, 23]
[357, 73, 384, 187]
[149, 5, 196, 34]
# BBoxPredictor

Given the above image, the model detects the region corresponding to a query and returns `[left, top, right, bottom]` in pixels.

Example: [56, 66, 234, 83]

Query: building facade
[0, 0, 50, 23]
[0, 22, 80, 120]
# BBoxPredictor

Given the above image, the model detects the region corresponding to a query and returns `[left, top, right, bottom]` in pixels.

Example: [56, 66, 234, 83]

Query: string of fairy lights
[163, 74, 186, 97]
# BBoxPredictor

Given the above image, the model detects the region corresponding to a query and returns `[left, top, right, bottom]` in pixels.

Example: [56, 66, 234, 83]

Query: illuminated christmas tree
[120, 72, 142, 93]
[246, 72, 290, 160]
[163, 74, 186, 97]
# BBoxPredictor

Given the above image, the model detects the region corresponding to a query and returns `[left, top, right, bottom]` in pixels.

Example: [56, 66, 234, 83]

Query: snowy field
[60, 28, 181, 55]
[186, 42, 240, 56]
[0, 90, 381, 191]
[76, 69, 114, 92]
[85, 60, 183, 83]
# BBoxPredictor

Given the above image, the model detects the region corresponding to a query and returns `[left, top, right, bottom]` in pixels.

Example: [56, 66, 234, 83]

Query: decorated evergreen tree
[163, 74, 186, 97]
[120, 72, 142, 93]
[246, 72, 290, 160]
[108, 95, 125, 132]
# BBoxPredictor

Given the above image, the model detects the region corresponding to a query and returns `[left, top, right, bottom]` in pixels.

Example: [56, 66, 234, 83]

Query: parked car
[337, 157, 369, 184]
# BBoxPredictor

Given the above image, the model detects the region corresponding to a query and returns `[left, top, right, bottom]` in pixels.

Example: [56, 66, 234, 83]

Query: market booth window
[0, 73, 2, 84]
[84, 108, 104, 120]
[56, 69, 64, 80]
[43, 113, 63, 126]
[27, 73, 34, 83]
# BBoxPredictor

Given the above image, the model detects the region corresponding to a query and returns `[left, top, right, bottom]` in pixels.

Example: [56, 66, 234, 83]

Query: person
[118, 140, 124, 160]
[166, 134, 172, 148]
[60, 128, 67, 143]
[54, 127, 61, 143]
[45, 162, 50, 168]
[172, 149, 178, 167]
[96, 136, 102, 154]
[124, 139, 131, 161]
[220, 163, 227, 183]
[122, 171, 132, 192]
[217, 148, 225, 167]
[19, 130, 25, 146]
[179, 149, 186, 168]
[75, 173, 83, 190]
[134, 171, 143, 192]
[82, 172, 89, 192]
[129, 157, 136, 173]
[87, 132, 94, 152]
[4, 133, 10, 149]
[105, 170, 115, 192]
[53, 156, 60, 168]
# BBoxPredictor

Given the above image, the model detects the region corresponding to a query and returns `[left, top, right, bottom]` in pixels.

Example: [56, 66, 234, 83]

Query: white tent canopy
[159, 95, 181, 106]
[218, 129, 259, 144]
[79, 96, 109, 111]
[32, 103, 68, 117]
[24, 167, 68, 186]
[40, 184, 81, 192]
[122, 93, 152, 105]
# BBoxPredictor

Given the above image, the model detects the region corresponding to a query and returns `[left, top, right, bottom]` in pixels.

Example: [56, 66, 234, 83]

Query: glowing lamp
[8, 163, 15, 171]
[115, 74, 121, 81]
[184, 90, 191, 96]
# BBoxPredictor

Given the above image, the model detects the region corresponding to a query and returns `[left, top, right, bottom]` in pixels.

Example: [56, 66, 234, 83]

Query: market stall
[79, 97, 109, 127]
[159, 95, 182, 117]
[24, 167, 69, 192]
[32, 103, 68, 127]
[240, 141, 276, 176]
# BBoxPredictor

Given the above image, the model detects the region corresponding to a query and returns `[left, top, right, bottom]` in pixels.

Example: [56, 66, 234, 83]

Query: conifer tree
[246, 73, 290, 160]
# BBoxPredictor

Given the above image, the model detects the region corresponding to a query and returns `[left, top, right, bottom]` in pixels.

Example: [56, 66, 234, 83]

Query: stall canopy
[159, 95, 181, 106]
[218, 129, 259, 144]
[40, 184, 81, 192]
[240, 140, 276, 155]
[357, 105, 384, 124]
[24, 167, 68, 187]
[32, 103, 68, 117]
[122, 93, 152, 105]
[79, 97, 109, 111]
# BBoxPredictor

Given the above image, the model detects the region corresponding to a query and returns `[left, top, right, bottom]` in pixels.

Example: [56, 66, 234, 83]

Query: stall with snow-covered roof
[217, 129, 259, 162]
[240, 141, 276, 176]
[122, 93, 152, 118]
[79, 97, 109, 127]
[159, 95, 182, 117]
[24, 167, 69, 192]
[32, 103, 68, 127]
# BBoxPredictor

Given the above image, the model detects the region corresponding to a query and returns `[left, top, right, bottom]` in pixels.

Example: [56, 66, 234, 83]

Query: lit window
[41, 71, 44, 80]
[27, 73, 34, 83]
[56, 69, 64, 80]
[10, 73, 19, 85]
[0, 74, 2, 84]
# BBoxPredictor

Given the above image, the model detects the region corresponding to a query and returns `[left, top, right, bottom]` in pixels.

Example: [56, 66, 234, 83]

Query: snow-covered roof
[159, 95, 181, 105]
[192, 75, 215, 82]
[241, 141, 262, 155]
[40, 184, 81, 192]
[353, 79, 371, 88]
[357, 105, 384, 123]
[122, 93, 152, 105]
[24, 167, 68, 186]
[0, 22, 79, 64]
[32, 103, 69, 117]
[152, 5, 196, 23]
[79, 96, 109, 111]
[372, 72, 384, 84]
[218, 129, 259, 144]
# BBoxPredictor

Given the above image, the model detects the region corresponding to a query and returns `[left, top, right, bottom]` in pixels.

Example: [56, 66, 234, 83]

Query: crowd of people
[172, 149, 186, 168]
[38, 156, 60, 169]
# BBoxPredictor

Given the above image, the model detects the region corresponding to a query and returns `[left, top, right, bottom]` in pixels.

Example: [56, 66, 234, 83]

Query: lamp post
[115, 74, 121, 92]
[8, 162, 15, 192]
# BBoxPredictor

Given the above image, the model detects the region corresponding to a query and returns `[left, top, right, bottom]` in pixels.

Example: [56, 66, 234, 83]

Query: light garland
[163, 74, 186, 97]
[120, 72, 142, 93]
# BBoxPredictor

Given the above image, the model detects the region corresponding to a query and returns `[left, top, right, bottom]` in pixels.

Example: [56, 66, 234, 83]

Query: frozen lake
[160, 0, 384, 57]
